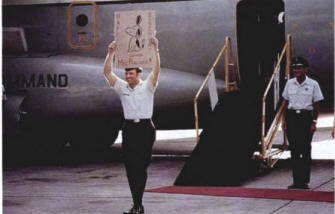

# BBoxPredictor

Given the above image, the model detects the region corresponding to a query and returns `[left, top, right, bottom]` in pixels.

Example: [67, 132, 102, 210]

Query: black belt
[287, 109, 312, 114]
[124, 118, 151, 123]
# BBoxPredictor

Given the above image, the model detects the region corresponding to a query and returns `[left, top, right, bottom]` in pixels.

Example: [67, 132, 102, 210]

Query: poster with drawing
[114, 10, 156, 68]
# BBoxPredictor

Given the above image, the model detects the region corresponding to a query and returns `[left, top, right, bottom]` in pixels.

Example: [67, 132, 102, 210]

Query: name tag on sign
[114, 10, 156, 69]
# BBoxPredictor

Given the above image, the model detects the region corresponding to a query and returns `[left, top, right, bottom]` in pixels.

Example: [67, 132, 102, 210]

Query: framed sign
[114, 10, 156, 68]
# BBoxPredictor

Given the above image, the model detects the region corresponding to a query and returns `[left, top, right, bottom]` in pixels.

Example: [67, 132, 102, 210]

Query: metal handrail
[194, 37, 238, 143]
[226, 37, 240, 92]
[194, 45, 226, 143]
[259, 35, 292, 165]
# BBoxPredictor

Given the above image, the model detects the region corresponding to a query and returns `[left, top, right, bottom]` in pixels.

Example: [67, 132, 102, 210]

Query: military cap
[291, 56, 309, 68]
[125, 67, 143, 73]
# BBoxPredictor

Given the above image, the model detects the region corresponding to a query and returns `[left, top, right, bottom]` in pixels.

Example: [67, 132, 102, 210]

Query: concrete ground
[3, 113, 334, 214]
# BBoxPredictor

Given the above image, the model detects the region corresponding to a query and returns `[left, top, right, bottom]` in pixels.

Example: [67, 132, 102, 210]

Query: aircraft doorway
[236, 0, 286, 138]
[236, 0, 285, 92]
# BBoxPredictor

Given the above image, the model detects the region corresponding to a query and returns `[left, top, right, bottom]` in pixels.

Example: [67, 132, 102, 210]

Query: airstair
[175, 35, 292, 186]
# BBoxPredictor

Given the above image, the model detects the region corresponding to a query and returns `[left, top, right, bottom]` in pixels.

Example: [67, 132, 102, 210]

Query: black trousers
[122, 119, 156, 206]
[285, 110, 313, 185]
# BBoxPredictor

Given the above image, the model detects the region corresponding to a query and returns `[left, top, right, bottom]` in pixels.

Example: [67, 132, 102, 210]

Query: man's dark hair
[291, 56, 309, 68]
[125, 67, 143, 73]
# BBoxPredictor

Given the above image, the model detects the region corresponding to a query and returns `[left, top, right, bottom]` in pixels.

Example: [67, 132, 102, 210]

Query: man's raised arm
[148, 37, 161, 87]
[103, 41, 118, 87]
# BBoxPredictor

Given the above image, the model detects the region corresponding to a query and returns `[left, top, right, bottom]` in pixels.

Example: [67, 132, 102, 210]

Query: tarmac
[3, 113, 335, 214]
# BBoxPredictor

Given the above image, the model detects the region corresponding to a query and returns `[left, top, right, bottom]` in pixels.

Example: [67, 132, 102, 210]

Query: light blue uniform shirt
[282, 76, 324, 110]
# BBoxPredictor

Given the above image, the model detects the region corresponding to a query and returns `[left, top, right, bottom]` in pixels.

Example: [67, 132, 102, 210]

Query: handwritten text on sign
[115, 10, 156, 68]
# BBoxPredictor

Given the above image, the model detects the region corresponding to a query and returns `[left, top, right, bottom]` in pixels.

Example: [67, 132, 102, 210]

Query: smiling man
[282, 56, 324, 189]
[103, 37, 160, 214]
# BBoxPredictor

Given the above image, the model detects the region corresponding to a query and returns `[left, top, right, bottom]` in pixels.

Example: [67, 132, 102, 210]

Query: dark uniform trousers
[122, 119, 156, 206]
[285, 110, 313, 185]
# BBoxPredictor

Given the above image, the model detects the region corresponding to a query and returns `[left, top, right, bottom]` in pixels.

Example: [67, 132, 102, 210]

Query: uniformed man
[282, 56, 324, 189]
[103, 37, 160, 214]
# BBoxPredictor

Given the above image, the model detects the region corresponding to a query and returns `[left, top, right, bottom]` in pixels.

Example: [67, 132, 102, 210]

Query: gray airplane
[2, 0, 334, 161]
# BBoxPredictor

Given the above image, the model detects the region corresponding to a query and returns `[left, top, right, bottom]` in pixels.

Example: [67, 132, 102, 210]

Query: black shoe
[137, 205, 144, 214]
[298, 183, 310, 189]
[288, 184, 298, 189]
[288, 183, 309, 189]
[123, 205, 135, 214]
[123, 205, 144, 214]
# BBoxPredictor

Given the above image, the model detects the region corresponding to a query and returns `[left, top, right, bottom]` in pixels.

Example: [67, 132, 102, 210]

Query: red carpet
[146, 186, 334, 202]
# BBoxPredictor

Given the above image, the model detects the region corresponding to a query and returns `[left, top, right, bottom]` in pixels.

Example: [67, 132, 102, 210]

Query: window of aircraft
[278, 12, 285, 24]
[76, 14, 89, 27]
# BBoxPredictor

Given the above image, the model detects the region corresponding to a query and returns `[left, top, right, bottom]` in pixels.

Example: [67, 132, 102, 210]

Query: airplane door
[236, 0, 285, 135]
[237, 0, 285, 91]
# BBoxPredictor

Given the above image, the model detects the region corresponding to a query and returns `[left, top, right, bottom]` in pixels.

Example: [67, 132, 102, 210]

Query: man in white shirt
[282, 56, 324, 189]
[103, 37, 160, 214]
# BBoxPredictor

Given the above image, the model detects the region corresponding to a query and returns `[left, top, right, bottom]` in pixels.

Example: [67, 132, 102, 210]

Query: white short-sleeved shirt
[282, 76, 324, 110]
[113, 76, 157, 120]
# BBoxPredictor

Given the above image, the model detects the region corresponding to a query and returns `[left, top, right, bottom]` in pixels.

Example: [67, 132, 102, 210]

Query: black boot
[123, 205, 144, 214]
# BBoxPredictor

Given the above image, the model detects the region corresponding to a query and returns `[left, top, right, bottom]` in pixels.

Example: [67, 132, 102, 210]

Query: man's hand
[149, 37, 159, 52]
[310, 122, 317, 133]
[281, 121, 287, 131]
[281, 143, 288, 150]
[108, 41, 117, 55]
[281, 121, 288, 150]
